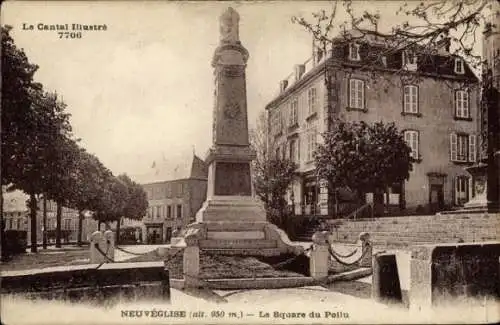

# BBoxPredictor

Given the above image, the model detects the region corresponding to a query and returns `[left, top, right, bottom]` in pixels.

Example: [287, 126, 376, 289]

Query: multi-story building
[2, 188, 98, 243]
[141, 154, 208, 243]
[265, 31, 480, 216]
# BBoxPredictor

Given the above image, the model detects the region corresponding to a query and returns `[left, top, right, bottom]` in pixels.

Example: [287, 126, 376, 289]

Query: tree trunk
[77, 210, 83, 246]
[29, 193, 37, 253]
[42, 197, 47, 249]
[1, 189, 5, 261]
[116, 218, 121, 245]
[98, 221, 101, 231]
[385, 186, 390, 215]
[55, 201, 62, 248]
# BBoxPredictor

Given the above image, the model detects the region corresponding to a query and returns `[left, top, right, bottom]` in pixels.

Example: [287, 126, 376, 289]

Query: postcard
[1, 1, 499, 324]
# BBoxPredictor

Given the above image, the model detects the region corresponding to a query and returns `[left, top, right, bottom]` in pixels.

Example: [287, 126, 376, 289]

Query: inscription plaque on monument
[214, 162, 251, 196]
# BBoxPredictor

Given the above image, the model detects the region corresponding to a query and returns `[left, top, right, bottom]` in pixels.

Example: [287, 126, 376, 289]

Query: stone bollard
[183, 228, 201, 288]
[358, 232, 373, 268]
[309, 231, 330, 279]
[103, 230, 115, 262]
[89, 231, 105, 264]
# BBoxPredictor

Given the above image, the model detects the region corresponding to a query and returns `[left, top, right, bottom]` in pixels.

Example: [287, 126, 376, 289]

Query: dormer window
[402, 50, 417, 71]
[349, 43, 361, 61]
[454, 58, 464, 74]
[381, 56, 387, 67]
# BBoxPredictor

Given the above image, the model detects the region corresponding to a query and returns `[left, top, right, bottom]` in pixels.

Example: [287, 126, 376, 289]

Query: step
[201, 248, 285, 256]
[205, 222, 267, 232]
[199, 239, 277, 249]
[206, 231, 265, 240]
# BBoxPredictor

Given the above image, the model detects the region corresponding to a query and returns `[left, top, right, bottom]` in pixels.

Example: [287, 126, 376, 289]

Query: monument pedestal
[463, 163, 490, 212]
[173, 7, 303, 257]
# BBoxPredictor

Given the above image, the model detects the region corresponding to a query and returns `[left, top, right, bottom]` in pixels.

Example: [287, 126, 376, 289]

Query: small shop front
[145, 222, 163, 244]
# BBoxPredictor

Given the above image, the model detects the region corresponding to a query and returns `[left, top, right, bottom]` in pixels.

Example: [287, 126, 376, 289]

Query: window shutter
[349, 79, 356, 108]
[450, 133, 458, 161]
[453, 176, 458, 206]
[414, 132, 419, 158]
[455, 91, 460, 117]
[469, 134, 476, 162]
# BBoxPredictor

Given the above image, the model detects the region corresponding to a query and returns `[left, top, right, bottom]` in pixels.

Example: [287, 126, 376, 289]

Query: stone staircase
[193, 221, 303, 256]
[328, 212, 499, 248]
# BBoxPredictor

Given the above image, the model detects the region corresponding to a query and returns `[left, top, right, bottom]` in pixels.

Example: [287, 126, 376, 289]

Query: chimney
[294, 64, 305, 81]
[435, 37, 451, 54]
[279, 80, 288, 93]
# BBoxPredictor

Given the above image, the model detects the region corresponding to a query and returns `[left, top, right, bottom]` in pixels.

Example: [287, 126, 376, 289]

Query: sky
[1, 1, 485, 183]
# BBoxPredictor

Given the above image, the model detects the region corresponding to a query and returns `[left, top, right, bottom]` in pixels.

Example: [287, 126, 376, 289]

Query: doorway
[429, 184, 444, 213]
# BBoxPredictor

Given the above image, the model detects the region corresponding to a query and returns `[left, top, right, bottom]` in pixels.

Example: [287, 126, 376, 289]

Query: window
[177, 183, 183, 196]
[349, 43, 360, 61]
[403, 85, 418, 114]
[289, 99, 298, 126]
[306, 129, 317, 162]
[167, 205, 172, 219]
[450, 133, 476, 162]
[404, 130, 420, 159]
[349, 79, 365, 109]
[455, 90, 469, 118]
[176, 204, 182, 219]
[454, 58, 464, 74]
[157, 206, 162, 218]
[307, 87, 318, 115]
[454, 176, 469, 205]
[16, 218, 21, 230]
[63, 219, 71, 230]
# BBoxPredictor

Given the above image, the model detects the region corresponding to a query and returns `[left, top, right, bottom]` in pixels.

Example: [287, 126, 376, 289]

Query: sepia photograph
[1, 0, 499, 324]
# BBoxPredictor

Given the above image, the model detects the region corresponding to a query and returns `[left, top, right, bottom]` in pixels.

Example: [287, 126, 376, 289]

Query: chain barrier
[94, 242, 115, 270]
[328, 245, 358, 259]
[115, 245, 156, 257]
[328, 245, 368, 267]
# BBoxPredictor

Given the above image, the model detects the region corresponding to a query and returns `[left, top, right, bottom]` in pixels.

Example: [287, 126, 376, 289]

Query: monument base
[173, 196, 304, 256]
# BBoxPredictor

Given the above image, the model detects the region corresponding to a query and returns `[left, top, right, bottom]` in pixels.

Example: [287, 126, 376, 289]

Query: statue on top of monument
[219, 7, 239, 44]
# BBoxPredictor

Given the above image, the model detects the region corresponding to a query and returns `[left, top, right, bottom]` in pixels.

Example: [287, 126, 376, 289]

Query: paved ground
[2, 243, 498, 324]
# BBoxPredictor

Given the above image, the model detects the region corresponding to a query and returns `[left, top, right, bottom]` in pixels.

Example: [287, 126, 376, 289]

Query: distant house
[140, 153, 208, 243]
[1, 188, 97, 244]
[2, 189, 29, 231]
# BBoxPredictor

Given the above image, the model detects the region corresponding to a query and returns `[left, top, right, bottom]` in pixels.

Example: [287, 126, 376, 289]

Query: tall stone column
[180, 7, 303, 257]
[197, 7, 265, 223]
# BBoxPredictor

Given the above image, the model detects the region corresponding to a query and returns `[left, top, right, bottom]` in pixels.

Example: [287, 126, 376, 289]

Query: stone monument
[463, 5, 500, 213]
[176, 7, 302, 256]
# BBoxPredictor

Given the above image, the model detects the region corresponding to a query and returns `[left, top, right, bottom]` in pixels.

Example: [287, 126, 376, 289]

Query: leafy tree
[314, 119, 412, 216]
[115, 174, 148, 244]
[254, 158, 297, 229]
[1, 26, 72, 252]
[251, 111, 297, 229]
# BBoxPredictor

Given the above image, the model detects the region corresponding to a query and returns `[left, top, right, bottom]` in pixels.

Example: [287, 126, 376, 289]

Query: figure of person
[219, 7, 239, 43]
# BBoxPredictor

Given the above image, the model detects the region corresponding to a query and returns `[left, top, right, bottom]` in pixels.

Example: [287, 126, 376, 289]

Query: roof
[2, 190, 29, 212]
[134, 152, 208, 185]
[266, 34, 479, 110]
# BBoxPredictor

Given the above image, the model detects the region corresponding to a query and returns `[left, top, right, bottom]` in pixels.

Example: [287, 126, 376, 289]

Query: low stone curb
[169, 267, 372, 292]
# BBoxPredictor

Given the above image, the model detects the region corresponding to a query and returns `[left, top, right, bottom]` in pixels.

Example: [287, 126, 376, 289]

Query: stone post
[89, 231, 105, 264]
[103, 230, 115, 262]
[358, 232, 372, 268]
[183, 229, 201, 288]
[309, 231, 330, 279]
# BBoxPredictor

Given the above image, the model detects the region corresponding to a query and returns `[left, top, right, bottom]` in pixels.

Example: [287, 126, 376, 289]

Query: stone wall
[328, 213, 499, 248]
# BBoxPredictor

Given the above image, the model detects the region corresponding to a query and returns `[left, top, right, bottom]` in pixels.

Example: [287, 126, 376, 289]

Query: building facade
[2, 189, 98, 243]
[265, 33, 480, 216]
[141, 154, 208, 243]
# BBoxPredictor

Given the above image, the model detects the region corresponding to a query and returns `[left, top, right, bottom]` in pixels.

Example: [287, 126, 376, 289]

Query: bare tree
[292, 0, 498, 74]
